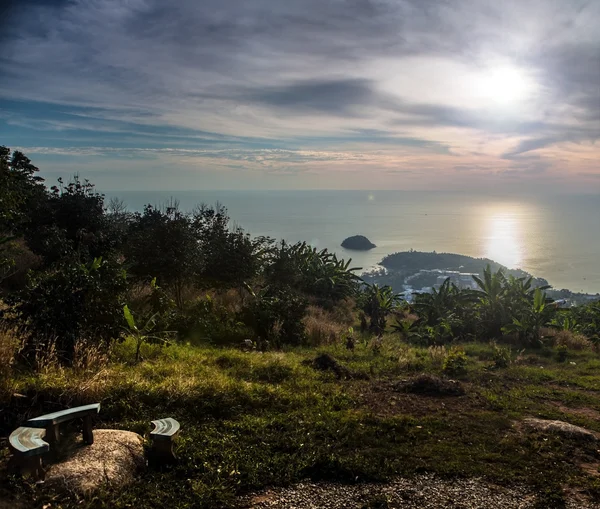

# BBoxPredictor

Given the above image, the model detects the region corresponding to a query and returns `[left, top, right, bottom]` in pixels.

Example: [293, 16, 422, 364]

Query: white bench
[150, 417, 180, 462]
[8, 427, 49, 479]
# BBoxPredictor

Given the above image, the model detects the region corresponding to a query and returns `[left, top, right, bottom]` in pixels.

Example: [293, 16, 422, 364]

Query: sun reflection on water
[484, 212, 523, 269]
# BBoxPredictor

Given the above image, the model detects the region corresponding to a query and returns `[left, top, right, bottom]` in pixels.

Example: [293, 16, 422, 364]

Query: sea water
[106, 190, 600, 294]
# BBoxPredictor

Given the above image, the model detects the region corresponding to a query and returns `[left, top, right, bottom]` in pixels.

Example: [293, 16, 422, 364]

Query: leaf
[123, 304, 136, 330]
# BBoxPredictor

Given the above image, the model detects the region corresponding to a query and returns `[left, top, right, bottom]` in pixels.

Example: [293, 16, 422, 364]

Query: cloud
[0, 0, 599, 190]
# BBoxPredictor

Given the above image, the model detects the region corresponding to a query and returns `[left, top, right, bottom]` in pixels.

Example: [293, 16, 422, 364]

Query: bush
[556, 344, 568, 363]
[11, 257, 127, 364]
[243, 286, 308, 347]
[491, 343, 511, 369]
[442, 347, 468, 375]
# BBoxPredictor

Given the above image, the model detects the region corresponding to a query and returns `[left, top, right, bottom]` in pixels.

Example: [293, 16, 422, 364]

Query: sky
[0, 0, 599, 192]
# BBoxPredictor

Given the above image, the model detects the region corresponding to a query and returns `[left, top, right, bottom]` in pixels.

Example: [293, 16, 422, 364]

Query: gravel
[240, 474, 600, 508]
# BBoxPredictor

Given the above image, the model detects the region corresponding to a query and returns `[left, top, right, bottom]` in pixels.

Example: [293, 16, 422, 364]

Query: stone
[45, 429, 145, 496]
[522, 418, 599, 443]
[341, 235, 376, 251]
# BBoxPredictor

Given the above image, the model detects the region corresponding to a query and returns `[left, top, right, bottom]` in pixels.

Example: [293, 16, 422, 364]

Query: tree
[193, 204, 272, 288]
[125, 204, 201, 307]
[0, 147, 45, 280]
[23, 176, 122, 265]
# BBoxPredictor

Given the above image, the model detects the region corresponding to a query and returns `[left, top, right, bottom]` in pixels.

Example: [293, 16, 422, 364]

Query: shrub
[442, 347, 468, 375]
[491, 343, 511, 369]
[243, 286, 308, 347]
[11, 257, 127, 364]
[556, 344, 568, 363]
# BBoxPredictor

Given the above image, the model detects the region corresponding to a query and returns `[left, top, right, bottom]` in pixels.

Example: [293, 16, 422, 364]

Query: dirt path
[240, 474, 600, 508]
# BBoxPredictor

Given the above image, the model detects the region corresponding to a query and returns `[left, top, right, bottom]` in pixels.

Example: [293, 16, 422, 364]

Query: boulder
[45, 429, 145, 496]
[522, 418, 599, 443]
[341, 235, 376, 251]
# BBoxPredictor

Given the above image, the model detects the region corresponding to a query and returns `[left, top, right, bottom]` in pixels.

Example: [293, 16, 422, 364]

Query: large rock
[341, 235, 376, 251]
[45, 429, 145, 495]
[522, 418, 599, 443]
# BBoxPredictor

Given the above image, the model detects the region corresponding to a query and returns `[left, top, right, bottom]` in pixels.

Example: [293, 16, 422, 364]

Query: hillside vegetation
[2, 146, 600, 507]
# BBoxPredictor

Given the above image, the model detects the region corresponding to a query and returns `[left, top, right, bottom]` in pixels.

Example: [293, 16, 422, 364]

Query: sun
[475, 65, 533, 106]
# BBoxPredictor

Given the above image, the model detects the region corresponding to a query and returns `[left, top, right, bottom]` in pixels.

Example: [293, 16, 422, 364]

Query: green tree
[23, 176, 122, 265]
[125, 204, 201, 307]
[0, 147, 45, 280]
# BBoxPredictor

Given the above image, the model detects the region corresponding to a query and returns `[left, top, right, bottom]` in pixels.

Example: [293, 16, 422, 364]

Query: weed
[442, 346, 468, 376]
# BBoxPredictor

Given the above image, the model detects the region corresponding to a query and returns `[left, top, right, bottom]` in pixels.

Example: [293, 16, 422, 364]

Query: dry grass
[303, 306, 346, 346]
[0, 327, 20, 398]
[428, 345, 447, 369]
[72, 338, 111, 371]
[551, 330, 593, 351]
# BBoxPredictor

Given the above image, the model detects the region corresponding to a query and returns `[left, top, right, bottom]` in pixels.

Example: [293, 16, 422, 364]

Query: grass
[3, 336, 600, 507]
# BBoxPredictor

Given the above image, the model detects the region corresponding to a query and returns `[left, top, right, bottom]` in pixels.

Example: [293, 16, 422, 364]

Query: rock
[45, 429, 145, 496]
[522, 418, 599, 443]
[341, 235, 376, 251]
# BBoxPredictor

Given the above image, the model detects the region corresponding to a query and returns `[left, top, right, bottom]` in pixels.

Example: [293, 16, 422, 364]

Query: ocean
[105, 190, 600, 295]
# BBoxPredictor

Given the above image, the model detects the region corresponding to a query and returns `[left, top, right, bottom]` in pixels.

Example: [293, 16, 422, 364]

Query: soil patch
[239, 474, 600, 508]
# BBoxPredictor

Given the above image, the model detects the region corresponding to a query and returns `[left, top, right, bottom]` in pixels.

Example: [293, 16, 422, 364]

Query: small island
[341, 235, 376, 251]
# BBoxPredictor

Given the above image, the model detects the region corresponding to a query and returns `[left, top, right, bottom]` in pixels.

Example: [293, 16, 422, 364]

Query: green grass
[3, 337, 600, 507]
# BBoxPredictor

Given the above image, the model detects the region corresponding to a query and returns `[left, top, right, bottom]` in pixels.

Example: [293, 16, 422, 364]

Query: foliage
[0, 146, 45, 234]
[0, 147, 45, 280]
[122, 304, 173, 362]
[125, 204, 201, 307]
[502, 288, 556, 346]
[555, 344, 568, 363]
[243, 284, 308, 347]
[491, 343, 511, 369]
[442, 346, 468, 375]
[10, 257, 128, 364]
[265, 241, 362, 302]
[23, 176, 121, 265]
[360, 283, 402, 335]
[194, 204, 272, 288]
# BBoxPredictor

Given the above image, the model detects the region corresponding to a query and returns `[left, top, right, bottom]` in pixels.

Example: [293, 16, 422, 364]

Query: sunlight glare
[485, 213, 523, 269]
[475, 65, 533, 106]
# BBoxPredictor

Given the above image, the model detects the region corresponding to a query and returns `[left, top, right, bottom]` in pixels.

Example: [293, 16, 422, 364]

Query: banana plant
[502, 288, 555, 345]
[123, 305, 174, 362]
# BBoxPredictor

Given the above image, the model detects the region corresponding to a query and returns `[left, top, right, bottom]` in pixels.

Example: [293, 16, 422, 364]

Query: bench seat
[151, 418, 180, 440]
[27, 403, 101, 444]
[150, 418, 180, 463]
[8, 427, 49, 479]
[9, 427, 49, 456]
